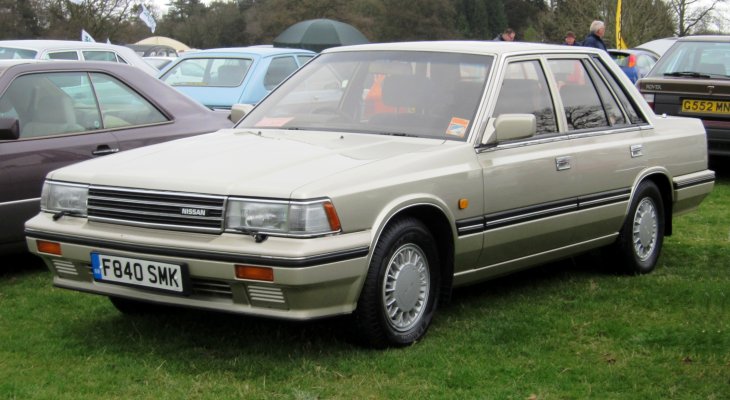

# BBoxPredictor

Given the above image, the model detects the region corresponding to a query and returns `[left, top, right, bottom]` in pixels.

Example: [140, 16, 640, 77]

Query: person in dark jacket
[563, 31, 577, 46]
[582, 20, 607, 52]
[494, 28, 515, 42]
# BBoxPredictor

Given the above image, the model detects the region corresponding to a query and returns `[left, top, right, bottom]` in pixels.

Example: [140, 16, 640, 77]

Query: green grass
[2, 173, 729, 399]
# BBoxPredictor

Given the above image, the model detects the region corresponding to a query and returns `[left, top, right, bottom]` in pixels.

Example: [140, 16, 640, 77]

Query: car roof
[178, 47, 315, 58]
[0, 39, 137, 52]
[324, 40, 605, 56]
[676, 35, 730, 42]
[634, 37, 679, 57]
[0, 40, 159, 75]
[0, 59, 38, 75]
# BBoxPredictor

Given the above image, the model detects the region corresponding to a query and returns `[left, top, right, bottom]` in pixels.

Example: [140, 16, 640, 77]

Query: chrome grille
[87, 186, 225, 233]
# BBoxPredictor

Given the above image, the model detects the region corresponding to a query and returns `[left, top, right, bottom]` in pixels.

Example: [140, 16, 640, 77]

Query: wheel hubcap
[382, 243, 430, 332]
[632, 197, 658, 261]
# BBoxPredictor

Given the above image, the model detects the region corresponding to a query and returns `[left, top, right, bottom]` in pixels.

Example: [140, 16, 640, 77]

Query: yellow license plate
[681, 99, 730, 114]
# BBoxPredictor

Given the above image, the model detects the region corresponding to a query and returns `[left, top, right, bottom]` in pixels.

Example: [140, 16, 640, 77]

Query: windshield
[647, 41, 730, 78]
[160, 57, 253, 87]
[0, 47, 38, 59]
[238, 50, 493, 141]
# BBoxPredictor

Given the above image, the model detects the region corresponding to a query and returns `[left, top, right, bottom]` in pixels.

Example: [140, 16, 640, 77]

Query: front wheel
[614, 181, 665, 274]
[351, 217, 440, 348]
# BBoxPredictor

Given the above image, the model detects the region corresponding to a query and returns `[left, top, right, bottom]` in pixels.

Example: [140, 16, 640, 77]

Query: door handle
[555, 156, 572, 171]
[630, 144, 643, 158]
[92, 145, 119, 156]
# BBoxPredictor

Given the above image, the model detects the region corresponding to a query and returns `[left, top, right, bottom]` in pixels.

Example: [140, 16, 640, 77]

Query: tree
[158, 0, 209, 47]
[546, 0, 673, 47]
[667, 0, 728, 36]
[0, 0, 41, 39]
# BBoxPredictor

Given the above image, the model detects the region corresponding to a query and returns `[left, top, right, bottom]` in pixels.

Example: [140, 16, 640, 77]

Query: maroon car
[0, 60, 233, 253]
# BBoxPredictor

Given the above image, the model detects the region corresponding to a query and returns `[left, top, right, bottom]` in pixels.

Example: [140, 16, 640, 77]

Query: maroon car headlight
[40, 181, 89, 217]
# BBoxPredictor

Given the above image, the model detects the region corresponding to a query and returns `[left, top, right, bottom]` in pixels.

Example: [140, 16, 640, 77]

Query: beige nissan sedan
[25, 42, 715, 348]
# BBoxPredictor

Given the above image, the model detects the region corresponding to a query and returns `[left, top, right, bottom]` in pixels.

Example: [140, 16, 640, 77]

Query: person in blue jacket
[582, 20, 607, 52]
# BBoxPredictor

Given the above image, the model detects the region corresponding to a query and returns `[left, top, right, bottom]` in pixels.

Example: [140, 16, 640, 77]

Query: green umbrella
[273, 19, 369, 53]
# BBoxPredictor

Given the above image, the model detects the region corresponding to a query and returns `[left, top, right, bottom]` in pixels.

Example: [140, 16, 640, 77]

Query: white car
[0, 40, 159, 76]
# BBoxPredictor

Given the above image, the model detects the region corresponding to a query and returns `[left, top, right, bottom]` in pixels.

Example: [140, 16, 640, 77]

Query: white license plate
[91, 253, 188, 294]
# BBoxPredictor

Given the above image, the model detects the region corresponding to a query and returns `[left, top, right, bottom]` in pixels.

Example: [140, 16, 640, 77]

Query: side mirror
[230, 104, 254, 123]
[494, 114, 536, 142]
[0, 118, 19, 140]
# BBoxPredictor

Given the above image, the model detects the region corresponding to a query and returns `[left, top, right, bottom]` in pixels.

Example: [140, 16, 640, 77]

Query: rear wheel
[614, 181, 665, 274]
[352, 217, 440, 348]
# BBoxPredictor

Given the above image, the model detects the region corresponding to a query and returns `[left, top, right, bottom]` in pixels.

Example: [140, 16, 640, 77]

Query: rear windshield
[0, 47, 38, 59]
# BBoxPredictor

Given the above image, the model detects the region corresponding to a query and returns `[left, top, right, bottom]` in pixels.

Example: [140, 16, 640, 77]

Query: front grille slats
[192, 279, 233, 298]
[87, 186, 226, 233]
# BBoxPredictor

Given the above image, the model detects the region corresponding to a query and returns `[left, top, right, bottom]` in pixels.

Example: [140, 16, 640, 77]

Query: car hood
[47, 129, 450, 198]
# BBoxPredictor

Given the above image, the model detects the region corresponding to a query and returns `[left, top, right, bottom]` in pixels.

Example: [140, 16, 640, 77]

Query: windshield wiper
[371, 131, 419, 138]
[664, 71, 712, 79]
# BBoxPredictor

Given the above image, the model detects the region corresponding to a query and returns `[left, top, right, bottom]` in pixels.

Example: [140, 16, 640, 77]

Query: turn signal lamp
[323, 201, 341, 231]
[235, 265, 274, 282]
[37, 240, 62, 255]
[458, 198, 469, 210]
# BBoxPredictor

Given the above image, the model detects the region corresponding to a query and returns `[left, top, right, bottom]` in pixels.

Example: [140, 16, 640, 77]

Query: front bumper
[25, 213, 371, 320]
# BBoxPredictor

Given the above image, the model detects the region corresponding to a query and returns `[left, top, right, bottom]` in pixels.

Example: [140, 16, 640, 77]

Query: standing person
[494, 28, 516, 42]
[582, 20, 607, 52]
[563, 31, 577, 46]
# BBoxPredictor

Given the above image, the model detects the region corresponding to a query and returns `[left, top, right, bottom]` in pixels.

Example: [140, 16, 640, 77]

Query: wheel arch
[634, 171, 674, 236]
[373, 203, 456, 304]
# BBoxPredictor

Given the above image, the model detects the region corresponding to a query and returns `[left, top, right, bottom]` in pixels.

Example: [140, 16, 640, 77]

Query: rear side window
[592, 57, 645, 124]
[83, 51, 118, 62]
[89, 73, 168, 127]
[493, 60, 558, 135]
[549, 59, 611, 131]
[46, 51, 78, 60]
[264, 56, 299, 90]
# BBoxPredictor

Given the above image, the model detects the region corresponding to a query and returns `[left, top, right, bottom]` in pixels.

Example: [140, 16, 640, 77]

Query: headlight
[41, 181, 89, 216]
[225, 198, 341, 237]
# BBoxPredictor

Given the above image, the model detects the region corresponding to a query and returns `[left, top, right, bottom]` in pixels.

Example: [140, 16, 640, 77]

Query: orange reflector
[628, 54, 637, 68]
[458, 198, 469, 210]
[235, 265, 274, 282]
[37, 240, 62, 255]
[323, 201, 341, 231]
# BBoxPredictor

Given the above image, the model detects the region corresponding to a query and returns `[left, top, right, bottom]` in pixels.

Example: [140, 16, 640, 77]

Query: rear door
[545, 55, 649, 244]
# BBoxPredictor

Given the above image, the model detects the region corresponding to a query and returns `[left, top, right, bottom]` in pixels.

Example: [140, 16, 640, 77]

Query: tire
[614, 181, 665, 274]
[351, 217, 440, 348]
[109, 296, 168, 315]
